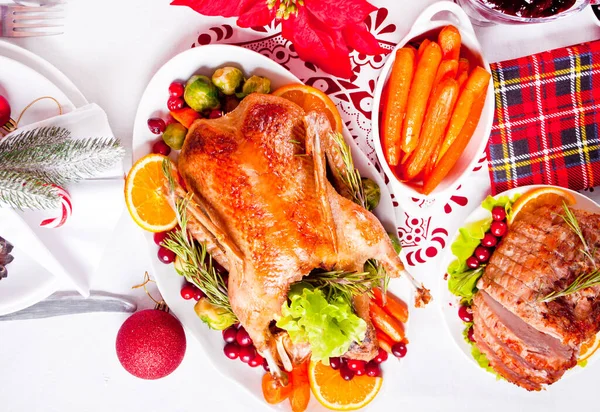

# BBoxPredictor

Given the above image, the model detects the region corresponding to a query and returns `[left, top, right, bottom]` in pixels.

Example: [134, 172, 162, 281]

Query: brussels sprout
[194, 298, 236, 330]
[212, 66, 244, 95]
[162, 123, 187, 150]
[184, 75, 220, 112]
[238, 75, 271, 98]
[362, 178, 380, 211]
[387, 232, 402, 254]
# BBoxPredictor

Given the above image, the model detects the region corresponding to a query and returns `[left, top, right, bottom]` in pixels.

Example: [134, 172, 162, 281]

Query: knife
[0, 291, 137, 321]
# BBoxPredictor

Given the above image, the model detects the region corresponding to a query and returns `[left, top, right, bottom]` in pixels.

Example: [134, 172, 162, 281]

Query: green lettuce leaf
[481, 194, 521, 221]
[448, 268, 484, 302]
[276, 285, 367, 362]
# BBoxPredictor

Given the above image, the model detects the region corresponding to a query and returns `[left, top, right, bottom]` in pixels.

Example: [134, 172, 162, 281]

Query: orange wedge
[508, 187, 576, 224]
[308, 360, 382, 411]
[272, 84, 343, 132]
[125, 154, 177, 232]
[579, 333, 600, 363]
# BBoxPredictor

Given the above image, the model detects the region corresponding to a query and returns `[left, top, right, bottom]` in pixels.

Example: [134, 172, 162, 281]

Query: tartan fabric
[486, 40, 600, 195]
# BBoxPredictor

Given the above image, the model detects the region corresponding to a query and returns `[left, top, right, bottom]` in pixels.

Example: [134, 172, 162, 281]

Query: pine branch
[0, 127, 70, 153]
[0, 169, 61, 210]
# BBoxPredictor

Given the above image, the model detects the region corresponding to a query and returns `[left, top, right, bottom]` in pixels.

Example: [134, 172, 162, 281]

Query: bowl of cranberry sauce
[456, 0, 589, 25]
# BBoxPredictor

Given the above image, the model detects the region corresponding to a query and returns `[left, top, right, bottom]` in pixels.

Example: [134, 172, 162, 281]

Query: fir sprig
[0, 170, 61, 210]
[540, 269, 600, 302]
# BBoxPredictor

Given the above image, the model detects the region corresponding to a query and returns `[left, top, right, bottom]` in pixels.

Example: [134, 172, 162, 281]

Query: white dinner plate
[440, 185, 600, 385]
[132, 44, 414, 410]
[0, 41, 87, 316]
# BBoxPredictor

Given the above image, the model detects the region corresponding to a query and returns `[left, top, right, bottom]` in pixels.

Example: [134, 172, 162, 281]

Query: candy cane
[40, 186, 72, 229]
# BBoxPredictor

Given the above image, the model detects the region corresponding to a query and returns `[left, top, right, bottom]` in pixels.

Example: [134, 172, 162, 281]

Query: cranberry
[167, 96, 184, 111]
[152, 139, 171, 156]
[209, 109, 223, 119]
[239, 345, 256, 363]
[222, 326, 238, 343]
[180, 284, 196, 300]
[249, 354, 263, 368]
[492, 206, 506, 221]
[374, 347, 388, 364]
[339, 364, 355, 381]
[466, 256, 480, 269]
[365, 361, 382, 377]
[169, 82, 185, 97]
[147, 117, 166, 134]
[392, 342, 407, 358]
[481, 233, 498, 248]
[474, 246, 491, 263]
[458, 305, 473, 322]
[236, 327, 253, 347]
[193, 289, 205, 301]
[224, 342, 240, 360]
[467, 327, 475, 342]
[153, 231, 170, 246]
[262, 357, 270, 372]
[329, 357, 342, 370]
[346, 359, 366, 374]
[157, 247, 176, 264]
[355, 367, 365, 376]
[490, 220, 508, 237]
[0, 95, 11, 126]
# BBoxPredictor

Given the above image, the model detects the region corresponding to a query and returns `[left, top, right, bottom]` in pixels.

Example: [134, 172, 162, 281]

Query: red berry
[158, 247, 176, 264]
[193, 289, 205, 301]
[340, 364, 355, 381]
[262, 357, 270, 372]
[374, 347, 388, 364]
[209, 109, 223, 119]
[224, 343, 240, 360]
[329, 357, 342, 370]
[167, 96, 184, 111]
[0, 95, 11, 126]
[346, 359, 366, 373]
[236, 327, 253, 347]
[147, 117, 166, 134]
[355, 367, 365, 376]
[458, 305, 473, 322]
[365, 361, 382, 377]
[490, 220, 508, 237]
[169, 82, 185, 98]
[222, 326, 237, 343]
[153, 231, 170, 246]
[392, 342, 407, 358]
[481, 233, 498, 248]
[152, 139, 171, 156]
[474, 246, 491, 263]
[249, 353, 263, 368]
[239, 345, 256, 363]
[492, 206, 506, 221]
[466, 256, 480, 269]
[180, 284, 196, 300]
[467, 327, 475, 342]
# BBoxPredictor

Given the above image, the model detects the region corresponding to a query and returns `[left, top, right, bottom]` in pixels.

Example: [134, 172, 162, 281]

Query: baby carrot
[456, 58, 470, 89]
[382, 47, 416, 166]
[430, 59, 458, 99]
[422, 90, 487, 195]
[376, 330, 395, 353]
[438, 25, 461, 61]
[403, 78, 459, 180]
[417, 38, 431, 61]
[370, 300, 405, 343]
[437, 66, 491, 163]
[289, 361, 310, 412]
[400, 41, 442, 161]
[372, 288, 409, 323]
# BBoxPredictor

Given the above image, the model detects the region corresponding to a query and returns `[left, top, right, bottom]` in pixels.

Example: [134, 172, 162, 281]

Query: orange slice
[272, 84, 343, 132]
[508, 187, 576, 224]
[579, 333, 600, 363]
[125, 154, 177, 232]
[308, 360, 382, 411]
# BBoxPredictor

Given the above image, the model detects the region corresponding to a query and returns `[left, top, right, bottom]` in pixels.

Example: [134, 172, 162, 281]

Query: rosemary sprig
[302, 269, 383, 301]
[540, 269, 600, 302]
[560, 202, 597, 268]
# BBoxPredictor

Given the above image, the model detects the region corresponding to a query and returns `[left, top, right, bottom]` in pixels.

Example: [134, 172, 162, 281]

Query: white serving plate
[440, 185, 600, 384]
[0, 41, 87, 316]
[131, 44, 414, 410]
[372, 1, 495, 213]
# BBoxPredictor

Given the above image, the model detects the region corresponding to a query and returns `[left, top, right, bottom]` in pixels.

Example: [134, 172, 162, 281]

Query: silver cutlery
[0, 291, 137, 321]
[0, 4, 64, 38]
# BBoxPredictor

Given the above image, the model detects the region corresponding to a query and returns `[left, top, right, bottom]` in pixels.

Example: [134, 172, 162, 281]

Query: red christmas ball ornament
[116, 307, 186, 380]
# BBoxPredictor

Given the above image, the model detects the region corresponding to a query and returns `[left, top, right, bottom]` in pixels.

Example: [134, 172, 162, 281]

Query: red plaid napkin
[486, 40, 600, 195]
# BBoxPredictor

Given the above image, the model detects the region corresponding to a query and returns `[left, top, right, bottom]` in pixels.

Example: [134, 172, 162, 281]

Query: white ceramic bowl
[372, 1, 494, 204]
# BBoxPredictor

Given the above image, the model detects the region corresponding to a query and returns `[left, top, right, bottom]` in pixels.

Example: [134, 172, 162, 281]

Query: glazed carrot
[438, 25, 461, 61]
[376, 330, 395, 353]
[431, 59, 458, 98]
[400, 41, 442, 161]
[382, 47, 416, 166]
[289, 361, 310, 412]
[403, 78, 459, 180]
[436, 66, 491, 163]
[456, 58, 470, 89]
[417, 38, 431, 60]
[370, 300, 405, 342]
[422, 90, 487, 195]
[372, 288, 409, 323]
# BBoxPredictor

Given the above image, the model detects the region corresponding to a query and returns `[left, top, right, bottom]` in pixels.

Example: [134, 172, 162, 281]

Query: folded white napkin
[0, 103, 125, 298]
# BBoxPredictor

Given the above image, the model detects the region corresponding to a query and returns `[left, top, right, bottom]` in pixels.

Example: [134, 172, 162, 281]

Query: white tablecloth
[1, 1, 600, 411]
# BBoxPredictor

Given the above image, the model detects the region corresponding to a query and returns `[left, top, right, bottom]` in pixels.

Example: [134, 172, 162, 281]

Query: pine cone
[0, 236, 13, 280]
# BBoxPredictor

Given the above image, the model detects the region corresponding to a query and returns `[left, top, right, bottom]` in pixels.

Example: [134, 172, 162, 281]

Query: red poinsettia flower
[170, 0, 387, 78]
